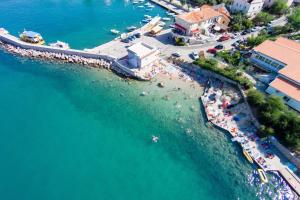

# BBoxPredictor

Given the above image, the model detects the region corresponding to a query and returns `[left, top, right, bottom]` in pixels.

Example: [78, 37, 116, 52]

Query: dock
[0, 17, 164, 80]
[149, 0, 187, 14]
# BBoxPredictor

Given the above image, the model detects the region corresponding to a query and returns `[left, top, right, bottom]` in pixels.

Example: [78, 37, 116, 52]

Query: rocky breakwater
[0, 42, 112, 69]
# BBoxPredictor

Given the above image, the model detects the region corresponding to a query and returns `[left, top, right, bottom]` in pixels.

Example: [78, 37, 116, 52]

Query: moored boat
[243, 150, 254, 164]
[19, 30, 45, 45]
[141, 19, 151, 23]
[49, 41, 70, 49]
[257, 168, 268, 183]
[110, 29, 120, 34]
[126, 26, 137, 32]
[162, 17, 171, 21]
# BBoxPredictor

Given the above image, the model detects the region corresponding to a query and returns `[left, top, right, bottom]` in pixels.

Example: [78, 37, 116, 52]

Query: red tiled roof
[254, 37, 300, 83]
[177, 5, 229, 24]
[270, 77, 300, 102]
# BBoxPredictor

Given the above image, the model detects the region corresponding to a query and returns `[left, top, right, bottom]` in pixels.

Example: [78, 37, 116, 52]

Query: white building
[250, 37, 300, 112]
[230, 0, 264, 18]
[174, 4, 230, 36]
[127, 42, 159, 69]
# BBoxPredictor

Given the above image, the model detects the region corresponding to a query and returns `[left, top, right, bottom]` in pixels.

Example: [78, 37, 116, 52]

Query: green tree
[270, 0, 289, 15]
[253, 12, 275, 25]
[288, 6, 300, 31]
[247, 89, 265, 106]
[243, 19, 254, 29]
[247, 33, 269, 47]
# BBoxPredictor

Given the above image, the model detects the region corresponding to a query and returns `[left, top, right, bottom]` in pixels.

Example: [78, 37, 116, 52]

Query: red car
[218, 35, 231, 42]
[207, 48, 217, 54]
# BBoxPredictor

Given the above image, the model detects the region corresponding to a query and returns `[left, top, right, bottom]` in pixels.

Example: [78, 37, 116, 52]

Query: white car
[191, 52, 199, 60]
[251, 26, 260, 32]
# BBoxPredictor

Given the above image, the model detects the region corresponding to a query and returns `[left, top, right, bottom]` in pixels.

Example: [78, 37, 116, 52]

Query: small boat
[144, 14, 152, 19]
[152, 135, 159, 143]
[138, 0, 144, 2]
[132, 1, 139, 4]
[145, 2, 151, 6]
[137, 5, 144, 8]
[162, 17, 171, 21]
[166, 11, 174, 16]
[49, 41, 70, 49]
[169, 24, 176, 28]
[110, 29, 120, 34]
[258, 168, 268, 183]
[141, 19, 150, 23]
[146, 4, 154, 8]
[126, 26, 137, 32]
[243, 150, 254, 164]
[19, 30, 45, 45]
[145, 8, 153, 11]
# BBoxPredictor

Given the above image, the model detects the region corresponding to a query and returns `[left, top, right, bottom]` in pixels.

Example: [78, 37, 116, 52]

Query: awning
[175, 23, 186, 32]
[191, 28, 199, 33]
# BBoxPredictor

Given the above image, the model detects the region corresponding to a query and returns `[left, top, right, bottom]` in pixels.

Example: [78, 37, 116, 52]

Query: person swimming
[152, 135, 159, 143]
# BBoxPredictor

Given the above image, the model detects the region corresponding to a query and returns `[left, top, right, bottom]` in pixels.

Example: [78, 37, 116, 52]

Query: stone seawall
[0, 33, 116, 61]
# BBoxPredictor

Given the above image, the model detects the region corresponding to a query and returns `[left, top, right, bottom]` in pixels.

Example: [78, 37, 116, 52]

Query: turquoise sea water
[0, 1, 294, 199]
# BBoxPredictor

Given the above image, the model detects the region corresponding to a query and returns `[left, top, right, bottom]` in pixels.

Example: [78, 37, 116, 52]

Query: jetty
[149, 0, 187, 14]
[0, 17, 163, 80]
[201, 78, 300, 197]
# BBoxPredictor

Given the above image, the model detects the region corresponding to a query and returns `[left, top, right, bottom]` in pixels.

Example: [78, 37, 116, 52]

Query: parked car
[190, 51, 199, 60]
[207, 48, 217, 54]
[215, 44, 224, 50]
[172, 52, 181, 57]
[134, 32, 141, 38]
[241, 29, 251, 35]
[218, 35, 230, 42]
[251, 26, 260, 32]
[232, 32, 241, 39]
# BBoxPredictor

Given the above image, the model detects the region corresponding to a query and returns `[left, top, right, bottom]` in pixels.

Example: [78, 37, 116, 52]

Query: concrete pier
[149, 0, 187, 14]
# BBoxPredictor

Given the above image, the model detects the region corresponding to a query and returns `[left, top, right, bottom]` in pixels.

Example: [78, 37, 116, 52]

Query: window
[283, 96, 291, 101]
[271, 62, 279, 68]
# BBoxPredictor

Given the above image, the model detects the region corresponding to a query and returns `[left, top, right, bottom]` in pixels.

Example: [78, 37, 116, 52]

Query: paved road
[147, 29, 260, 62]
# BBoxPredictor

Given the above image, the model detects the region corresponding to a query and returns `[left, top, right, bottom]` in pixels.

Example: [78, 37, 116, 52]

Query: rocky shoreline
[0, 41, 113, 69]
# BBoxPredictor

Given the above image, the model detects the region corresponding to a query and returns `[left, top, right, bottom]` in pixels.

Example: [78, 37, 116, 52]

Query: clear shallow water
[0, 1, 295, 200]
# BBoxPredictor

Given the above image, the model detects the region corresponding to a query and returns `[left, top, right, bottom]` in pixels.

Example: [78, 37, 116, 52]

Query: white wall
[231, 0, 264, 17]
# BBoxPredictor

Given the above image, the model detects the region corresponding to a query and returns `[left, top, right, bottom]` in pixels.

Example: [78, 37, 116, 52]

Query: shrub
[288, 6, 300, 31]
[270, 0, 289, 15]
[193, 58, 253, 89]
[247, 89, 265, 106]
[175, 37, 185, 46]
[217, 50, 241, 66]
[253, 12, 275, 26]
